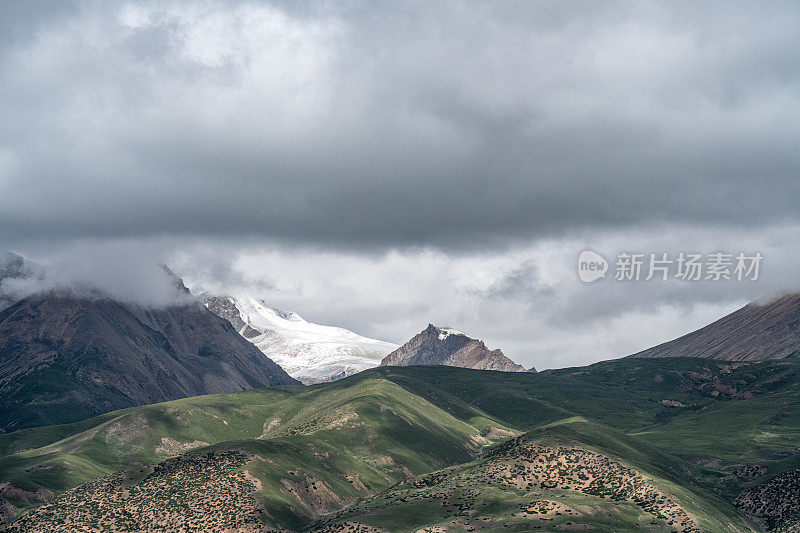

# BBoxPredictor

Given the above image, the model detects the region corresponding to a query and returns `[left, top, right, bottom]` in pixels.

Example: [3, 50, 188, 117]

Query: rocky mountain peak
[381, 324, 526, 372]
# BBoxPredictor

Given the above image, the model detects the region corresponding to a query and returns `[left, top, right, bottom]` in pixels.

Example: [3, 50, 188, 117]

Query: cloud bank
[2, 2, 799, 367]
[170, 222, 800, 369]
[1, 1, 799, 249]
[1, 243, 194, 308]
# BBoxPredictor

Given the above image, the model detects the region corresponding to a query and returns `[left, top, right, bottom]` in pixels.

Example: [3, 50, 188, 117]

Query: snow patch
[434, 325, 467, 340]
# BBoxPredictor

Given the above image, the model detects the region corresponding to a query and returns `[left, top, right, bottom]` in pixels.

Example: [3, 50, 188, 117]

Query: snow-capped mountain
[201, 294, 398, 384]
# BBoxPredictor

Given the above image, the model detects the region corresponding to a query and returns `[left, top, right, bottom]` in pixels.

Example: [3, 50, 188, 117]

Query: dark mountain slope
[0, 292, 299, 432]
[630, 293, 800, 361]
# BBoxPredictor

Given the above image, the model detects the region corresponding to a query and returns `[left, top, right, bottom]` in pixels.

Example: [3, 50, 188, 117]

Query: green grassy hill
[319, 420, 752, 532]
[0, 373, 516, 530]
[2, 357, 799, 531]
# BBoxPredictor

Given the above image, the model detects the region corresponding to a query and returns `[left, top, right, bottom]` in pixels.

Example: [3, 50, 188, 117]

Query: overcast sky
[2, 1, 799, 369]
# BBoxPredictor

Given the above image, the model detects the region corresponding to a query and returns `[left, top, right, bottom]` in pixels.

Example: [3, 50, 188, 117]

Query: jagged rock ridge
[380, 324, 526, 372]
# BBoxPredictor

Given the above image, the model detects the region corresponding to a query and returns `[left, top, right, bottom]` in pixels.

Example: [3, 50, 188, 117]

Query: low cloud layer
[169, 222, 800, 369]
[1, 243, 194, 308]
[6, 221, 798, 368]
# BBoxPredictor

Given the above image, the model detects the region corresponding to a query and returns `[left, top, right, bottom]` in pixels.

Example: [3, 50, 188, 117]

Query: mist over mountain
[1, 0, 800, 371]
[0, 251, 38, 311]
[0, 254, 300, 433]
[0, 247, 195, 309]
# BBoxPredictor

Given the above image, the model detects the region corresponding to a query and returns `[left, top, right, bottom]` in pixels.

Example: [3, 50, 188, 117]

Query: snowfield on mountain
[202, 294, 398, 384]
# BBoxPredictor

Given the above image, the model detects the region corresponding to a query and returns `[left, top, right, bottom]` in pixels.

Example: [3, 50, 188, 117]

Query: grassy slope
[375, 360, 800, 494]
[0, 374, 516, 529]
[320, 420, 753, 532]
[375, 359, 800, 434]
[2, 357, 798, 530]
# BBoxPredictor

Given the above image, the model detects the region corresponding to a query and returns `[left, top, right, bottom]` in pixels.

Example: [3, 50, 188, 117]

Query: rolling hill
[2, 357, 798, 531]
[0, 371, 515, 530]
[319, 421, 748, 532]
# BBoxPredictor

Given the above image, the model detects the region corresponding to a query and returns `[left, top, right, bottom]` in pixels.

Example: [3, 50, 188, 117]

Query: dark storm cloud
[0, 0, 80, 47]
[1, 1, 799, 250]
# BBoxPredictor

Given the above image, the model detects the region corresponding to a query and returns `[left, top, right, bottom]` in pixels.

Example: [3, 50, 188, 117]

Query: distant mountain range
[201, 294, 398, 384]
[0, 285, 299, 433]
[6, 244, 800, 434]
[381, 324, 527, 372]
[631, 292, 800, 361]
